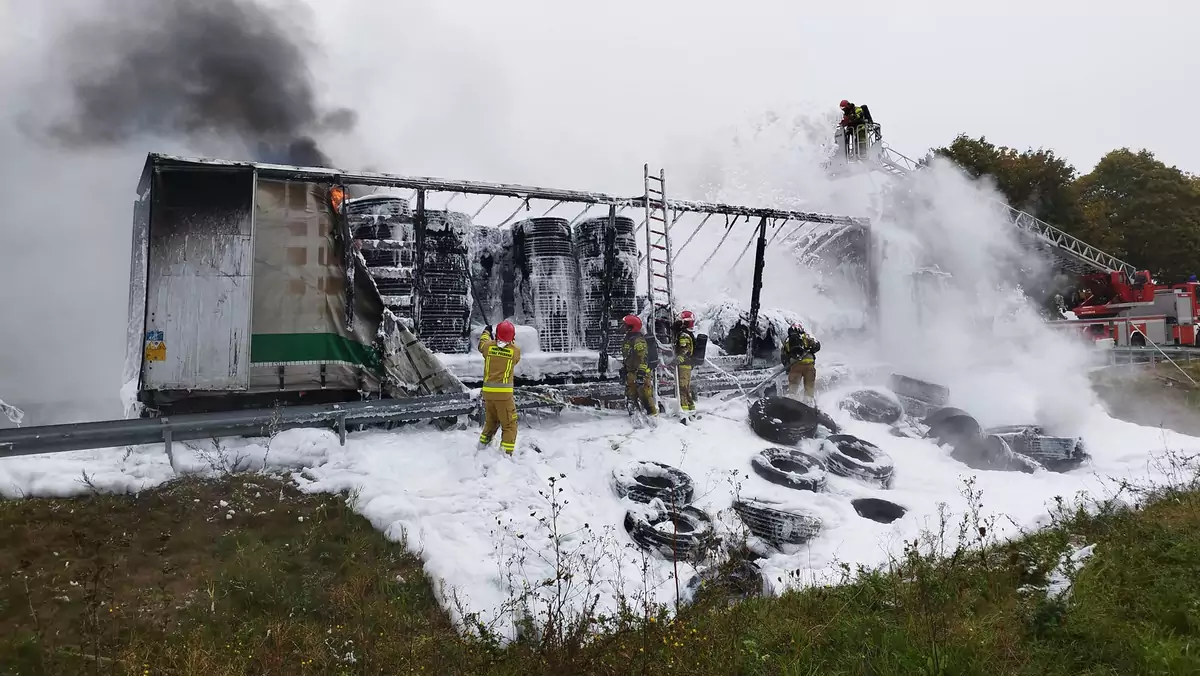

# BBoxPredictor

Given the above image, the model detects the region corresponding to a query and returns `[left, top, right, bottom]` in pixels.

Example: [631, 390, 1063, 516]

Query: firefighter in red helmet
[838, 99, 874, 159]
[621, 314, 657, 417]
[673, 310, 697, 412]
[477, 320, 522, 455]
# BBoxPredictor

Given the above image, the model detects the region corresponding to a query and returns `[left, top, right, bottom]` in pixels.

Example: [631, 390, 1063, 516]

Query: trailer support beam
[746, 216, 769, 367]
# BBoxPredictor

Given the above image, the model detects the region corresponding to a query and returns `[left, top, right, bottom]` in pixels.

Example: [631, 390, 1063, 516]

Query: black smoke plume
[46, 0, 354, 167]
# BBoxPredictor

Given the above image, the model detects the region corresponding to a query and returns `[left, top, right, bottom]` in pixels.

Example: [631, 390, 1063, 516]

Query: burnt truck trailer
[123, 155, 465, 416]
[123, 154, 869, 418]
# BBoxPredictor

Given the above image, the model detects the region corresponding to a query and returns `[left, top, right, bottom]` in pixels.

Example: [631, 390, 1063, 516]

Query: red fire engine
[1048, 270, 1200, 347]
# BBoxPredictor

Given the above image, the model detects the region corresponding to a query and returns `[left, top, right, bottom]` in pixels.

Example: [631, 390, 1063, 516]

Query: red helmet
[790, 322, 806, 333]
[839, 99, 851, 108]
[679, 310, 696, 329]
[496, 320, 516, 342]
[623, 314, 643, 332]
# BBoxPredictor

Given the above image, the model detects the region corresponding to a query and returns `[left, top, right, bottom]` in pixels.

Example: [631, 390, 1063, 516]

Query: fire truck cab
[1051, 270, 1200, 347]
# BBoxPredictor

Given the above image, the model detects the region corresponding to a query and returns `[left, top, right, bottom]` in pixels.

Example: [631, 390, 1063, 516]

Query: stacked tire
[613, 460, 713, 562]
[514, 218, 583, 352]
[467, 225, 516, 326]
[418, 211, 473, 354]
[346, 196, 416, 323]
[573, 216, 638, 356]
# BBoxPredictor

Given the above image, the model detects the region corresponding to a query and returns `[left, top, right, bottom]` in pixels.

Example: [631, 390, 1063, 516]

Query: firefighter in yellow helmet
[477, 320, 522, 455]
[673, 310, 697, 412]
[621, 314, 657, 416]
[781, 322, 821, 403]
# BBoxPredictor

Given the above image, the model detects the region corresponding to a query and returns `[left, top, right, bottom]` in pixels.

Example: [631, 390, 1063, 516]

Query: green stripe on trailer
[250, 333, 382, 368]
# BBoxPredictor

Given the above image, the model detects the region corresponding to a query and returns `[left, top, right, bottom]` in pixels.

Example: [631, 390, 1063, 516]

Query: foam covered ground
[2, 386, 1196, 638]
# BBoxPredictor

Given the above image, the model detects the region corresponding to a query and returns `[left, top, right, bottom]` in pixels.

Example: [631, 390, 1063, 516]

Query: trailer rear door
[141, 167, 255, 391]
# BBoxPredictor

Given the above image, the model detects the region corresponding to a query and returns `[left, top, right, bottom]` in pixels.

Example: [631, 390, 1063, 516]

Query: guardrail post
[337, 413, 347, 446]
[162, 426, 176, 473]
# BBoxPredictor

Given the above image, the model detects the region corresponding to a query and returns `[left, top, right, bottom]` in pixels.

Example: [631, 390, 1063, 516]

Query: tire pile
[612, 371, 1092, 576]
[838, 375, 1090, 474]
[574, 216, 638, 356]
[746, 396, 904, 524]
[418, 211, 474, 354]
[514, 218, 583, 353]
[346, 196, 416, 323]
[612, 460, 712, 561]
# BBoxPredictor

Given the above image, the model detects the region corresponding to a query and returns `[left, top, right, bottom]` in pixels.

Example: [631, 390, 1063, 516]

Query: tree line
[930, 136, 1200, 283]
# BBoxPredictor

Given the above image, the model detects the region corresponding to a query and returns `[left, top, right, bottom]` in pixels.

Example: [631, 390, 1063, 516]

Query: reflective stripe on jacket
[479, 331, 522, 399]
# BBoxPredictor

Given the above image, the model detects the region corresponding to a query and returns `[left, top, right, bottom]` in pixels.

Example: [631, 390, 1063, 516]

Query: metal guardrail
[1105, 345, 1200, 365]
[0, 363, 778, 461]
[0, 394, 478, 461]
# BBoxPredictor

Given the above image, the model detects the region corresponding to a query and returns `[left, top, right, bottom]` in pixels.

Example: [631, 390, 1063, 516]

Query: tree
[932, 135, 1087, 232]
[1076, 149, 1200, 282]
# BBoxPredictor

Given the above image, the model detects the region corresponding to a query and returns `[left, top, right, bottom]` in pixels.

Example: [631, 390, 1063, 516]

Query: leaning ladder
[643, 164, 681, 407]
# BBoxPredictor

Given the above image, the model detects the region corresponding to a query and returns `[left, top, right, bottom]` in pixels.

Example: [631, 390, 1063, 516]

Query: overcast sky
[312, 0, 1198, 184]
[0, 0, 1195, 416]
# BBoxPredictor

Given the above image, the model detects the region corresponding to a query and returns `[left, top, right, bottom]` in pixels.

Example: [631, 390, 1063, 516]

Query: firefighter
[674, 310, 697, 412]
[838, 100, 874, 158]
[477, 320, 522, 455]
[621, 314, 657, 416]
[781, 322, 821, 403]
[839, 100, 863, 127]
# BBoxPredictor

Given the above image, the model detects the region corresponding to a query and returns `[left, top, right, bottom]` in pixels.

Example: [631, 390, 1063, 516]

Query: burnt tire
[749, 396, 840, 445]
[821, 434, 895, 487]
[611, 461, 695, 505]
[924, 407, 982, 447]
[889, 374, 950, 407]
[750, 448, 829, 492]
[852, 498, 907, 524]
[838, 388, 904, 424]
[732, 499, 823, 546]
[623, 505, 714, 561]
[949, 434, 1041, 473]
[985, 426, 1090, 473]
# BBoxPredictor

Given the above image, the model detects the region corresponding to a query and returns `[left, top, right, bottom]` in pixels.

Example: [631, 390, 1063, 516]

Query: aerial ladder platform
[823, 123, 1138, 278]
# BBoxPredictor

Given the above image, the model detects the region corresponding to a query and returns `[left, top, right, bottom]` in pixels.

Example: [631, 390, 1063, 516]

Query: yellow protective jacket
[622, 333, 650, 374]
[781, 331, 820, 367]
[840, 106, 861, 126]
[675, 329, 695, 366]
[479, 330, 522, 401]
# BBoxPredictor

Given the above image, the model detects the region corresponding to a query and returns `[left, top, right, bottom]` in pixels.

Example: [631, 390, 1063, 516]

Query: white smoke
[668, 109, 1100, 435]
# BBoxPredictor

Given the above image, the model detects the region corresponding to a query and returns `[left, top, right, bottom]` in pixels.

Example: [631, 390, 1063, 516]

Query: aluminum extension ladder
[643, 164, 682, 408]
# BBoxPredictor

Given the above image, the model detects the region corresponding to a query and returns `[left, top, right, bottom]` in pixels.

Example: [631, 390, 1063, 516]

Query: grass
[2, 472, 1200, 675]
